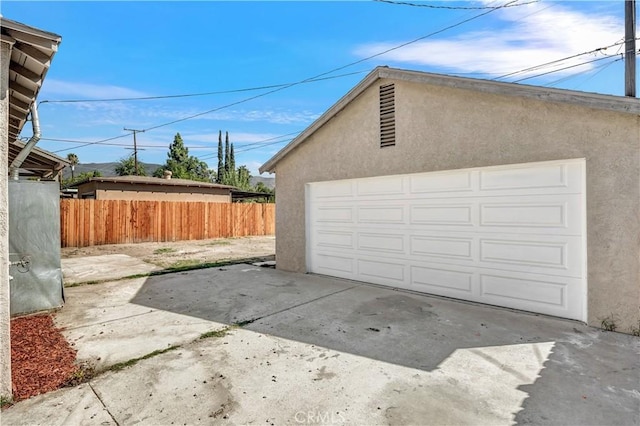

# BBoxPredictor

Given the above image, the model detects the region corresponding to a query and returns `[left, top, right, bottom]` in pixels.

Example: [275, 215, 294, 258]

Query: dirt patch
[61, 236, 275, 269]
[9, 314, 78, 402]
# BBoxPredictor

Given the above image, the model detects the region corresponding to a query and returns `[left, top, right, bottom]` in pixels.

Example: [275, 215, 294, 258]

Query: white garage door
[306, 159, 586, 321]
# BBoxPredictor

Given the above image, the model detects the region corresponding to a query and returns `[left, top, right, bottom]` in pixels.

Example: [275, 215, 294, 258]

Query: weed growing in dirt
[600, 314, 618, 332]
[108, 345, 181, 372]
[1, 395, 12, 409]
[203, 240, 232, 246]
[64, 362, 96, 387]
[199, 327, 232, 339]
[167, 259, 202, 269]
[153, 247, 176, 255]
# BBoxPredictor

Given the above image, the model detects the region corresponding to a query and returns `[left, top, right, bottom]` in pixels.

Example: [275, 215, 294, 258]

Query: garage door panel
[479, 239, 566, 269]
[358, 205, 405, 224]
[358, 259, 405, 283]
[307, 159, 586, 321]
[479, 163, 567, 191]
[478, 272, 578, 319]
[357, 176, 404, 196]
[410, 204, 475, 226]
[358, 233, 405, 254]
[478, 162, 582, 196]
[312, 180, 354, 199]
[316, 230, 354, 249]
[313, 254, 354, 275]
[316, 206, 354, 223]
[409, 170, 474, 194]
[410, 235, 474, 260]
[480, 203, 566, 228]
[410, 265, 474, 295]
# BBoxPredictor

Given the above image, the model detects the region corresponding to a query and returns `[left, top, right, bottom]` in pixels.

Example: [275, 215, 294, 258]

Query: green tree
[66, 153, 79, 180]
[62, 169, 101, 188]
[154, 133, 211, 182]
[216, 130, 224, 184]
[224, 132, 230, 175]
[236, 165, 251, 190]
[115, 154, 146, 176]
[252, 181, 275, 203]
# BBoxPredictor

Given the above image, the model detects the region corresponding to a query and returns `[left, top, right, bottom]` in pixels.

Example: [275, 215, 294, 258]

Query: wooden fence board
[60, 199, 275, 247]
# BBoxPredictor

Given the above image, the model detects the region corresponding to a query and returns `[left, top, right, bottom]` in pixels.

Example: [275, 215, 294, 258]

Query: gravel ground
[61, 235, 275, 268]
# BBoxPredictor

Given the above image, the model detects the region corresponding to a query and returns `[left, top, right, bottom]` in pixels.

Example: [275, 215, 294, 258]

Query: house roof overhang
[66, 175, 237, 191]
[259, 66, 640, 174]
[1, 17, 62, 177]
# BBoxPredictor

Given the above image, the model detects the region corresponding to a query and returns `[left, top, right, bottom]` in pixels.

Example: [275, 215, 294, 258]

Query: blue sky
[2, 1, 632, 176]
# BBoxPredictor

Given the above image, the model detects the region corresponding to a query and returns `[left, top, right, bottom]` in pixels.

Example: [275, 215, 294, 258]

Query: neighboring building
[260, 66, 640, 333]
[1, 17, 62, 400]
[68, 175, 235, 202]
[9, 140, 69, 179]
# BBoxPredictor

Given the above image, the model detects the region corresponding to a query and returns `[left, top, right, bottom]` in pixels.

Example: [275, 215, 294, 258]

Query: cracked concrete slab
[0, 383, 115, 425]
[62, 254, 160, 285]
[4, 264, 639, 425]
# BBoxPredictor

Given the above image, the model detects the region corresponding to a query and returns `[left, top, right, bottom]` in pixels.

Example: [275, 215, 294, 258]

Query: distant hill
[61, 162, 276, 189]
[250, 176, 275, 190]
[60, 162, 162, 180]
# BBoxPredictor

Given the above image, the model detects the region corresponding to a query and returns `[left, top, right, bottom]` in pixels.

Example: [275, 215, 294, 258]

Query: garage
[306, 159, 586, 321]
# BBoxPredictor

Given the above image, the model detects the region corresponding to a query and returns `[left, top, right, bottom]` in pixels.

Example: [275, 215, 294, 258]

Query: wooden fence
[60, 199, 275, 247]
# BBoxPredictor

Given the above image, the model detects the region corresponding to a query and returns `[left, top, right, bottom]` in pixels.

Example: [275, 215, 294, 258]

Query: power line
[512, 54, 623, 83]
[373, 0, 539, 10]
[52, 133, 132, 153]
[45, 0, 527, 153]
[139, 0, 523, 134]
[545, 56, 623, 88]
[493, 38, 637, 81]
[39, 70, 370, 104]
[196, 131, 302, 160]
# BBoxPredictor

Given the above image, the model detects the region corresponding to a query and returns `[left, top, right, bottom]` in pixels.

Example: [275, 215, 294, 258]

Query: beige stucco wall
[77, 182, 231, 202]
[0, 40, 12, 399]
[274, 78, 640, 332]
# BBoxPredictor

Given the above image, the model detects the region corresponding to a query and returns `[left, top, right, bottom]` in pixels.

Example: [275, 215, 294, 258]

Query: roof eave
[259, 66, 640, 174]
[259, 66, 387, 174]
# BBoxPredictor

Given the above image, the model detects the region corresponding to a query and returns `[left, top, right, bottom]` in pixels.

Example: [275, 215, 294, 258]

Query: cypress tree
[216, 130, 223, 184]
[230, 143, 235, 176]
[224, 131, 230, 174]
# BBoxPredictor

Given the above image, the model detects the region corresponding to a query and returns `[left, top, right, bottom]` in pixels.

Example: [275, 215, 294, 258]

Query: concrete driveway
[3, 264, 639, 425]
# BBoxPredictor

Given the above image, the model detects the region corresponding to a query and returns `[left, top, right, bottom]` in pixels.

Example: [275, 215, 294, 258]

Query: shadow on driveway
[129, 264, 639, 425]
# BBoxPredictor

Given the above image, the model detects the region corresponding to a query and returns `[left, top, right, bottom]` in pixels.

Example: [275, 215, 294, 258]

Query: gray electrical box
[9, 180, 64, 315]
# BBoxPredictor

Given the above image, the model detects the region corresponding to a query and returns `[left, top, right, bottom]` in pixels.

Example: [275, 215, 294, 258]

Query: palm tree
[66, 153, 79, 180]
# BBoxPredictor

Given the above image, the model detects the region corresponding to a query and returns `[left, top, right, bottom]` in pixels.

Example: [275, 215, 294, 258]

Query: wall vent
[379, 83, 396, 148]
[380, 83, 396, 148]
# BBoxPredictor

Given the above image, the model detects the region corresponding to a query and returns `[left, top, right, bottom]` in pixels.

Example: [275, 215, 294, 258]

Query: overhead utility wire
[545, 56, 623, 88]
[493, 38, 638, 81]
[39, 70, 370, 104]
[196, 131, 302, 160]
[373, 0, 538, 10]
[49, 0, 522, 152]
[511, 54, 623, 83]
[139, 0, 524, 134]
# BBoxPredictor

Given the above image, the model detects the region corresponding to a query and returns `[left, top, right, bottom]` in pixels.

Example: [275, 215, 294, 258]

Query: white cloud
[354, 2, 622, 78]
[42, 79, 149, 99]
[185, 132, 280, 144]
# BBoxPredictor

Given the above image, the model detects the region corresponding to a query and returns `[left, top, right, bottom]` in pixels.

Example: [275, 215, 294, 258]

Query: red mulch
[10, 314, 78, 401]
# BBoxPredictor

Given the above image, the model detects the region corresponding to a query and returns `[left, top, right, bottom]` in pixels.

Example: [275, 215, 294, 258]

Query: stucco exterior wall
[77, 182, 231, 202]
[274, 78, 640, 332]
[0, 40, 12, 399]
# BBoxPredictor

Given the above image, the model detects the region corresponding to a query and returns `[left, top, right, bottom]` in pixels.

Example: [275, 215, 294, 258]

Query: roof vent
[379, 83, 396, 148]
[163, 170, 172, 180]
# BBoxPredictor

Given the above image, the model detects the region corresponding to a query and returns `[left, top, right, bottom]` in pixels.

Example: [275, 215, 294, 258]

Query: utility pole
[625, 0, 636, 97]
[124, 128, 145, 175]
